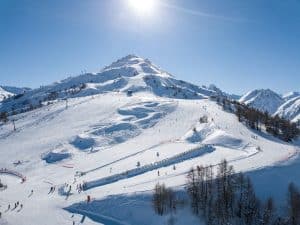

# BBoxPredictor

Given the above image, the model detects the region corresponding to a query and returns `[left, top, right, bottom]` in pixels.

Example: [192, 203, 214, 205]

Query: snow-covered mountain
[0, 55, 299, 225]
[0, 81, 298, 225]
[239, 89, 284, 114]
[0, 87, 13, 101]
[239, 89, 300, 122]
[0, 86, 31, 102]
[0, 55, 222, 114]
[282, 91, 300, 101]
[0, 86, 31, 95]
[275, 96, 300, 122]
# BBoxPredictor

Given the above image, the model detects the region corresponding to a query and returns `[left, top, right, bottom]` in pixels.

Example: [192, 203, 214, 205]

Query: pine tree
[235, 173, 246, 221]
[243, 177, 260, 225]
[152, 183, 176, 216]
[215, 160, 236, 224]
[187, 168, 200, 215]
[261, 197, 275, 225]
[0, 111, 8, 123]
[287, 182, 300, 225]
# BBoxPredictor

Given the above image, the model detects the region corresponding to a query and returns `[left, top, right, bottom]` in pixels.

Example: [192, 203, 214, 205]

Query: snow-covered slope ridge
[0, 86, 31, 95]
[207, 84, 240, 100]
[283, 91, 300, 101]
[239, 89, 300, 121]
[275, 96, 300, 122]
[239, 89, 284, 114]
[0, 87, 13, 101]
[0, 55, 219, 114]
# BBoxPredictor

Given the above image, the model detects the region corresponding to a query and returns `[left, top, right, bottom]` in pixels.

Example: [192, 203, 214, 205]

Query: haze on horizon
[0, 0, 299, 95]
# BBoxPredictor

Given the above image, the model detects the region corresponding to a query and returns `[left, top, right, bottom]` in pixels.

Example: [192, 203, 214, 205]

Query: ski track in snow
[83, 145, 215, 190]
[0, 82, 298, 224]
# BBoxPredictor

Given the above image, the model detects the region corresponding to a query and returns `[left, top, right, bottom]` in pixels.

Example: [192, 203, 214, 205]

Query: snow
[239, 89, 300, 122]
[0, 87, 13, 102]
[239, 89, 284, 114]
[66, 192, 203, 225]
[0, 86, 30, 95]
[83, 145, 215, 190]
[0, 91, 298, 225]
[0, 86, 30, 102]
[282, 91, 300, 101]
[207, 84, 240, 100]
[275, 96, 300, 122]
[0, 55, 299, 225]
[0, 55, 219, 115]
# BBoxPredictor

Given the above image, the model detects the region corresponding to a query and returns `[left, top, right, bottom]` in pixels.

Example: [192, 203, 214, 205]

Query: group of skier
[0, 175, 89, 223]
[0, 201, 23, 218]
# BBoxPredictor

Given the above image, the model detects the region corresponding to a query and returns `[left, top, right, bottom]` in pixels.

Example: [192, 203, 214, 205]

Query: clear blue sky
[0, 0, 299, 95]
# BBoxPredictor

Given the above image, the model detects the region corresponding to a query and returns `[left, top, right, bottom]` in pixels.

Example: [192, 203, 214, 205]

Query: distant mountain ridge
[239, 89, 284, 114]
[0, 86, 31, 95]
[0, 87, 13, 101]
[0, 55, 298, 123]
[275, 96, 300, 122]
[0, 86, 31, 102]
[0, 55, 226, 114]
[239, 89, 300, 122]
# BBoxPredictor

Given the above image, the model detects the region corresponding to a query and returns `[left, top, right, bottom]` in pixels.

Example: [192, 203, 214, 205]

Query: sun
[128, 0, 157, 16]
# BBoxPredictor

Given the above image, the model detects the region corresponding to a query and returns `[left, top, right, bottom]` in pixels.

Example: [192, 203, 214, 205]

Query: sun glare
[128, 0, 157, 16]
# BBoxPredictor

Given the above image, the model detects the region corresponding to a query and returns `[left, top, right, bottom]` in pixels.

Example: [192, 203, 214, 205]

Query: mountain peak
[102, 54, 171, 78]
[104, 54, 145, 69]
[239, 89, 284, 114]
[123, 54, 140, 60]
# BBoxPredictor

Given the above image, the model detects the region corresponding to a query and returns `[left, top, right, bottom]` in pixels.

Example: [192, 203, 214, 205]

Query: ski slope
[0, 90, 299, 225]
[0, 55, 299, 225]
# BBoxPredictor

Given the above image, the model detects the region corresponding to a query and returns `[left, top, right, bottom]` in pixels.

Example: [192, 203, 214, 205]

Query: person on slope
[48, 187, 54, 194]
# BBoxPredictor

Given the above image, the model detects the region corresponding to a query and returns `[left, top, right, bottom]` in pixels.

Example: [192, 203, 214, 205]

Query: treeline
[211, 96, 300, 142]
[234, 102, 299, 142]
[153, 160, 300, 225]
